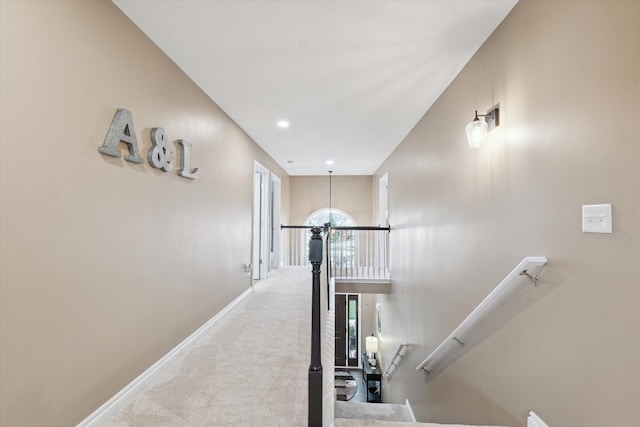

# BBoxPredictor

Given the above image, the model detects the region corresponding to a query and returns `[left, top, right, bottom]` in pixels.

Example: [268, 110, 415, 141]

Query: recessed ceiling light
[326, 160, 334, 165]
[287, 160, 294, 164]
[277, 120, 290, 128]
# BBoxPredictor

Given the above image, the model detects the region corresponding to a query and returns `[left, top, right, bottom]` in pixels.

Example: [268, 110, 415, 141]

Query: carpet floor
[335, 401, 413, 422]
[102, 268, 312, 427]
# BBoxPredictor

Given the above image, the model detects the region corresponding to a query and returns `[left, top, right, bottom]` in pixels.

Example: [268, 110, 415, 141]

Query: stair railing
[384, 343, 410, 379]
[416, 256, 548, 379]
[326, 225, 390, 281]
[308, 226, 324, 427]
[281, 224, 314, 267]
[280, 223, 391, 425]
[281, 224, 391, 282]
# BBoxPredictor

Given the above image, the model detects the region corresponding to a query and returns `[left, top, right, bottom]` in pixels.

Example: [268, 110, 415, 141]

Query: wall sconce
[466, 106, 499, 148]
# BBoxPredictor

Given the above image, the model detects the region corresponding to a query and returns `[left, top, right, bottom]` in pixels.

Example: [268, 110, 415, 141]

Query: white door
[270, 173, 281, 269]
[253, 161, 270, 280]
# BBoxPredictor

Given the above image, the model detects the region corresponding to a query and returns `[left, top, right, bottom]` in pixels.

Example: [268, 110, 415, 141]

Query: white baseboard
[77, 284, 257, 426]
[528, 411, 549, 427]
[405, 398, 417, 422]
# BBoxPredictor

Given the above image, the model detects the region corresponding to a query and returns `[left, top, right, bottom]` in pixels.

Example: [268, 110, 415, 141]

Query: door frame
[334, 293, 361, 368]
[253, 161, 270, 280]
[347, 294, 359, 367]
[270, 173, 281, 270]
[335, 294, 347, 367]
[379, 172, 389, 227]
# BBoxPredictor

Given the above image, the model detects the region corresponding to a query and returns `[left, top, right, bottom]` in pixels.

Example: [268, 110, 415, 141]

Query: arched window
[304, 208, 356, 228]
[305, 209, 356, 270]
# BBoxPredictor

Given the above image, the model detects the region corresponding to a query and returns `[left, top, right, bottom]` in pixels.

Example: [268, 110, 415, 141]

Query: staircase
[336, 401, 414, 423]
[336, 420, 489, 427]
[80, 266, 506, 427]
[335, 401, 506, 426]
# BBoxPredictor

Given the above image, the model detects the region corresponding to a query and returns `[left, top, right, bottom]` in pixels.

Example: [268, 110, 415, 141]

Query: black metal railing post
[308, 226, 323, 427]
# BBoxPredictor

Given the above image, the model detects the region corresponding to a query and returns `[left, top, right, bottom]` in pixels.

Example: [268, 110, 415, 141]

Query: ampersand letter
[148, 127, 173, 172]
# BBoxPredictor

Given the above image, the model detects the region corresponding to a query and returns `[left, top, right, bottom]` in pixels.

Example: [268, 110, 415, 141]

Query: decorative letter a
[99, 109, 144, 164]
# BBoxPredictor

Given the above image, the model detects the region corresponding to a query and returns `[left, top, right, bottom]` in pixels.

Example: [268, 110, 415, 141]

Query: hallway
[102, 268, 312, 426]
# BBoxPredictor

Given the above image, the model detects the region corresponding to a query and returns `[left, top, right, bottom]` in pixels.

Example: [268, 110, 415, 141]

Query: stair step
[335, 420, 424, 426]
[335, 402, 509, 426]
[335, 419, 508, 427]
[335, 401, 413, 422]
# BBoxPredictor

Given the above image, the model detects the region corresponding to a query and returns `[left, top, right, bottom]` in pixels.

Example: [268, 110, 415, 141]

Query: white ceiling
[113, 0, 517, 175]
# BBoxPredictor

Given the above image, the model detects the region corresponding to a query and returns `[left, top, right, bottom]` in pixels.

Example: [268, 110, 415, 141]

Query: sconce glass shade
[466, 118, 488, 148]
[366, 336, 379, 353]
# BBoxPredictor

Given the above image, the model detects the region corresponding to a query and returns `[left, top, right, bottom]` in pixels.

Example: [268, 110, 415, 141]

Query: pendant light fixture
[328, 170, 333, 227]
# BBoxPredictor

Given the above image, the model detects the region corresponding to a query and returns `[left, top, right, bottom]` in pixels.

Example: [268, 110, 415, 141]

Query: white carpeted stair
[336, 420, 433, 427]
[335, 401, 414, 422]
[336, 420, 506, 427]
[335, 401, 507, 427]
[82, 266, 507, 427]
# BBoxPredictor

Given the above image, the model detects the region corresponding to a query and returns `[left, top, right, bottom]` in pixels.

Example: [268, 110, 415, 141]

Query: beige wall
[0, 1, 288, 426]
[360, 293, 378, 355]
[374, 1, 640, 426]
[289, 175, 373, 225]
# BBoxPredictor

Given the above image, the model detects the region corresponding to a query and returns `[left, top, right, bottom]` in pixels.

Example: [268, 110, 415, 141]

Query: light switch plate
[582, 204, 612, 233]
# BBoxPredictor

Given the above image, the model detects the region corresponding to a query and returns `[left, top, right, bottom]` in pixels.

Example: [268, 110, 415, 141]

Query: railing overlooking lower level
[282, 225, 311, 267]
[281, 225, 390, 281]
[308, 227, 324, 427]
[281, 224, 388, 426]
[303, 226, 335, 427]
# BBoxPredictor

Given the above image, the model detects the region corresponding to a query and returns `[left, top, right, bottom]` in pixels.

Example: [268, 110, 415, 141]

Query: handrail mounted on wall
[416, 256, 547, 378]
[384, 343, 410, 379]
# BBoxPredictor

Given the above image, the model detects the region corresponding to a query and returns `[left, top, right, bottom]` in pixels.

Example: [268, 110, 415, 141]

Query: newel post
[308, 226, 323, 427]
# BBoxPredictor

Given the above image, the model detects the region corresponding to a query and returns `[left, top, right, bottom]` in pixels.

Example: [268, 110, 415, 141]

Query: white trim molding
[405, 398, 417, 422]
[528, 411, 549, 427]
[77, 284, 258, 426]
